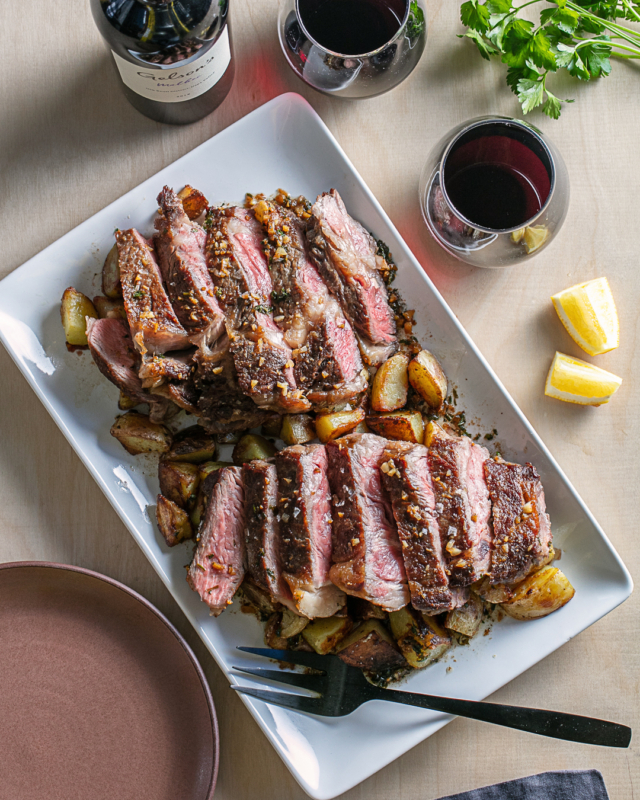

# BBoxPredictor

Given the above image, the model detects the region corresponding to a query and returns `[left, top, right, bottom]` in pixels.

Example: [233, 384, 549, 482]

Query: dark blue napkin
[437, 770, 609, 800]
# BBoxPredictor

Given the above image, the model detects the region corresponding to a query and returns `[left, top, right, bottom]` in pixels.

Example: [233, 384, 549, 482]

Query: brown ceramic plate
[0, 562, 218, 800]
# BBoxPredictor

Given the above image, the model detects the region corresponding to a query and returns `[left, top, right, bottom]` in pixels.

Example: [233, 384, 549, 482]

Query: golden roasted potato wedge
[163, 426, 217, 463]
[118, 391, 139, 411]
[366, 410, 424, 443]
[280, 609, 310, 638]
[189, 461, 232, 527]
[352, 420, 371, 435]
[232, 434, 278, 465]
[280, 413, 316, 446]
[445, 592, 483, 639]
[261, 414, 283, 439]
[389, 606, 451, 669]
[337, 620, 406, 671]
[110, 412, 172, 455]
[302, 615, 353, 655]
[315, 409, 365, 443]
[264, 613, 291, 650]
[408, 349, 448, 410]
[370, 353, 409, 412]
[93, 295, 126, 320]
[60, 287, 98, 346]
[102, 243, 122, 298]
[158, 461, 200, 509]
[156, 494, 192, 547]
[501, 567, 575, 621]
[177, 185, 209, 220]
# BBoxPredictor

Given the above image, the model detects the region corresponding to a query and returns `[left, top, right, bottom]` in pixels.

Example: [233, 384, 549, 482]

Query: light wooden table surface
[1, 1, 638, 798]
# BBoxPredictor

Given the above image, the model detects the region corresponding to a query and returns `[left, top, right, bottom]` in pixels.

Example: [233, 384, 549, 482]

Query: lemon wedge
[545, 352, 622, 406]
[551, 277, 619, 356]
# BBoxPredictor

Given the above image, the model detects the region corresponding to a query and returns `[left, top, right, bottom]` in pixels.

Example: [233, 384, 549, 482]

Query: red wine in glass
[298, 0, 404, 55]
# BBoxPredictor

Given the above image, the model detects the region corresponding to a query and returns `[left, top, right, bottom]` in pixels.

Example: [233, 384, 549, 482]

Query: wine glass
[277, 0, 427, 99]
[419, 117, 570, 268]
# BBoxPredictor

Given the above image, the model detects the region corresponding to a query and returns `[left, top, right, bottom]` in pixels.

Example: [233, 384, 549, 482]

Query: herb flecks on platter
[459, 0, 640, 118]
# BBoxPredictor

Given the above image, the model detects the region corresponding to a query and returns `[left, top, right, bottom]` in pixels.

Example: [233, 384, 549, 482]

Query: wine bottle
[91, 0, 235, 125]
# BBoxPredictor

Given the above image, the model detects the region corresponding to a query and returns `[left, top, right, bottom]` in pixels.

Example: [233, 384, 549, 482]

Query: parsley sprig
[460, 0, 640, 118]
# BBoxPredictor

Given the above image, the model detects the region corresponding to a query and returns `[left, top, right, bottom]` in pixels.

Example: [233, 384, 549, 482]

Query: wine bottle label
[111, 28, 231, 104]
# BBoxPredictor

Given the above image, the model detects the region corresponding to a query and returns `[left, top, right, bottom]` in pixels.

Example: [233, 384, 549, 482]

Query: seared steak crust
[307, 189, 397, 365]
[427, 425, 492, 587]
[276, 444, 345, 618]
[381, 441, 467, 613]
[258, 201, 367, 407]
[154, 186, 225, 346]
[205, 206, 309, 413]
[116, 228, 190, 355]
[485, 458, 552, 584]
[186, 466, 245, 615]
[326, 433, 409, 611]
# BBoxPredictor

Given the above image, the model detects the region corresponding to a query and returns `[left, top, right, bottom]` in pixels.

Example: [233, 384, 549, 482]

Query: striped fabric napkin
[437, 770, 609, 800]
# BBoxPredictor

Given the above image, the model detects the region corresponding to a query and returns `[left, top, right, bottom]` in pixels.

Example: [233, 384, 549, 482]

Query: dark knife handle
[373, 689, 631, 748]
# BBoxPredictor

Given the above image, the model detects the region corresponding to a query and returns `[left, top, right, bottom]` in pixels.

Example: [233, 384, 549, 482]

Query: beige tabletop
[1, 1, 638, 797]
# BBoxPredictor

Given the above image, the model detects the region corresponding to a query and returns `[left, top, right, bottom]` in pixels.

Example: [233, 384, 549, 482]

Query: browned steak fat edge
[205, 206, 310, 414]
[187, 466, 245, 615]
[116, 228, 191, 355]
[256, 200, 367, 408]
[275, 444, 345, 618]
[381, 441, 468, 613]
[427, 424, 492, 587]
[326, 434, 409, 611]
[154, 186, 226, 347]
[242, 460, 297, 611]
[484, 458, 552, 585]
[307, 189, 398, 366]
[85, 317, 172, 422]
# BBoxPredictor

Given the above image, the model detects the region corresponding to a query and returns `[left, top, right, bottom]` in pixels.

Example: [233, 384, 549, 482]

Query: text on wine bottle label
[111, 28, 231, 104]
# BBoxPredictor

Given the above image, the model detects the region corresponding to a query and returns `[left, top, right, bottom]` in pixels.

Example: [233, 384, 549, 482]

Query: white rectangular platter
[0, 93, 632, 800]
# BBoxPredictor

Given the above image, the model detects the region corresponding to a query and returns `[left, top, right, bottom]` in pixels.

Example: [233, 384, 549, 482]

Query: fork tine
[232, 685, 325, 714]
[233, 666, 323, 692]
[236, 646, 328, 671]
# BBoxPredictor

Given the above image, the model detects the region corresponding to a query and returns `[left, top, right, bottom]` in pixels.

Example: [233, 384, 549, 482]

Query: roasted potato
[190, 461, 232, 527]
[302, 615, 353, 655]
[280, 608, 310, 638]
[370, 353, 409, 412]
[366, 410, 424, 443]
[315, 409, 365, 443]
[118, 391, 139, 411]
[445, 592, 483, 639]
[264, 613, 291, 650]
[389, 606, 452, 669]
[60, 287, 98, 346]
[261, 414, 283, 438]
[110, 412, 172, 455]
[158, 461, 200, 509]
[177, 185, 209, 220]
[337, 620, 406, 671]
[102, 243, 122, 298]
[93, 295, 126, 320]
[232, 434, 278, 465]
[163, 426, 217, 463]
[501, 567, 575, 621]
[156, 494, 192, 547]
[408, 350, 448, 411]
[471, 576, 515, 604]
[352, 420, 371, 435]
[280, 414, 316, 446]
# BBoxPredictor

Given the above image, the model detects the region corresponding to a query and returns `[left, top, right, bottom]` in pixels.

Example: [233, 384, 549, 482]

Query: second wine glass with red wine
[278, 0, 427, 98]
[419, 117, 570, 268]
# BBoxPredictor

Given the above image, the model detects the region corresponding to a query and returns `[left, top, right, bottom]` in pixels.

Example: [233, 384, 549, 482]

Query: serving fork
[232, 647, 631, 748]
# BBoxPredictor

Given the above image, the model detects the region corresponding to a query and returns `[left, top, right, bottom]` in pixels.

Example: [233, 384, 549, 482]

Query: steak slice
[307, 189, 397, 366]
[484, 458, 552, 585]
[85, 317, 172, 421]
[381, 441, 468, 613]
[138, 350, 194, 389]
[205, 206, 309, 413]
[186, 466, 245, 615]
[242, 460, 296, 611]
[326, 433, 409, 611]
[275, 444, 346, 618]
[427, 423, 492, 587]
[116, 228, 191, 355]
[256, 199, 367, 407]
[154, 186, 225, 347]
